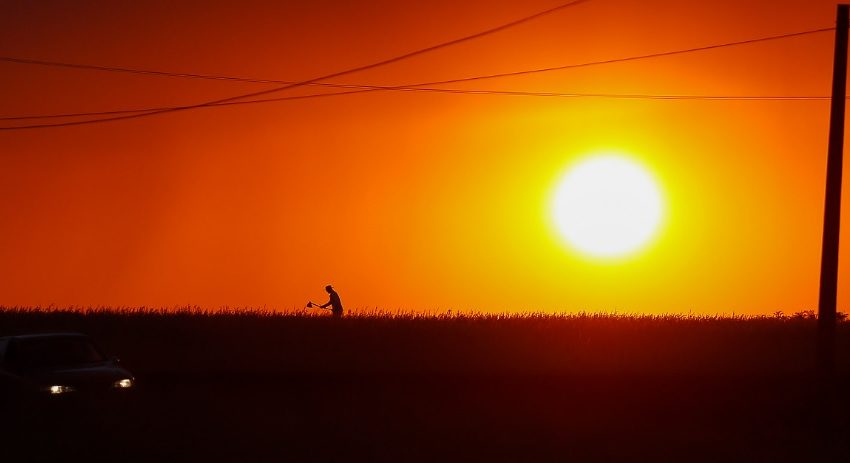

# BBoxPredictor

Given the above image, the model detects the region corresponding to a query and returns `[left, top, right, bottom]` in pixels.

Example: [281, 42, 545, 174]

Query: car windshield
[8, 337, 105, 368]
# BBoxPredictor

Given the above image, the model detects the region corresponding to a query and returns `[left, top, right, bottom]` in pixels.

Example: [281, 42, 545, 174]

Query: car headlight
[46, 385, 75, 395]
[113, 378, 133, 389]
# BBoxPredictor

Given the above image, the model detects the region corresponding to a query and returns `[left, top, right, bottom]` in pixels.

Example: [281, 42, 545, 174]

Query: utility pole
[818, 3, 849, 377]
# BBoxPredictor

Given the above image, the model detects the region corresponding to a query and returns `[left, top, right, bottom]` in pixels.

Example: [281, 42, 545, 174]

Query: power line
[3, 26, 831, 89]
[0, 25, 835, 129]
[420, 27, 836, 86]
[0, 0, 594, 131]
[281, 88, 834, 100]
[0, 89, 835, 123]
[0, 91, 363, 121]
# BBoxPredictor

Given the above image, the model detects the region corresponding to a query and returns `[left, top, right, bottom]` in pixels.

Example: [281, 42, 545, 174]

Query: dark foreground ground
[2, 309, 849, 462]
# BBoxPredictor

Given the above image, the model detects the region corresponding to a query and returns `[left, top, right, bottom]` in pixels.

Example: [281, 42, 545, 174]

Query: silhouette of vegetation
[2, 307, 848, 462]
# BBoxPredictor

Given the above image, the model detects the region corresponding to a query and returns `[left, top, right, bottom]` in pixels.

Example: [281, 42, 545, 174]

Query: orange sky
[0, 0, 848, 314]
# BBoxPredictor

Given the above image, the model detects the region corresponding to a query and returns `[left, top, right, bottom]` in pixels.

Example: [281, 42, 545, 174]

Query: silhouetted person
[310, 285, 343, 318]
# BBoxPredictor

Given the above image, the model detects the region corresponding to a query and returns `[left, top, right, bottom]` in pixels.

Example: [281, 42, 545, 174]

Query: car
[0, 332, 135, 398]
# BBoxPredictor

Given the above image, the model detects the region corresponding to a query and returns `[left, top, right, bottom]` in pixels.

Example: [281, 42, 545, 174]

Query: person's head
[325, 285, 334, 294]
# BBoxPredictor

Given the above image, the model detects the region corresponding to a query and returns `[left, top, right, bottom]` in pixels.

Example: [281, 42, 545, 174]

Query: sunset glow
[0, 0, 846, 314]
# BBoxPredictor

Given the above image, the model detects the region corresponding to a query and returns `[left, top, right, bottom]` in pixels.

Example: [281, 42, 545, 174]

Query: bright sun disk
[551, 154, 664, 258]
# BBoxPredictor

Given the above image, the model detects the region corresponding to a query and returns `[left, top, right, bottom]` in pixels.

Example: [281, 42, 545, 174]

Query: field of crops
[2, 308, 849, 462]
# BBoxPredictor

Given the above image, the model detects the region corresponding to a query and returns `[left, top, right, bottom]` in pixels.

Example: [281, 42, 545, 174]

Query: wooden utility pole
[818, 3, 849, 377]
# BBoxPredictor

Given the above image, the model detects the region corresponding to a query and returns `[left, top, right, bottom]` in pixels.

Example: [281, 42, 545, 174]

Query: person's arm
[320, 299, 332, 309]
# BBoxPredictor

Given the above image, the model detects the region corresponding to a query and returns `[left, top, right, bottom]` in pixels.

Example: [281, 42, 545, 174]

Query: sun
[551, 154, 664, 259]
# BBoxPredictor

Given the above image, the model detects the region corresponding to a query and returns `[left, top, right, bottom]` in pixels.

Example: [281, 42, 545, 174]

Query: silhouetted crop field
[2, 307, 849, 462]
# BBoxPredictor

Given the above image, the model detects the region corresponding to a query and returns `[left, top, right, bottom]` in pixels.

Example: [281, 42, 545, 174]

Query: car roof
[0, 333, 93, 361]
[0, 332, 89, 342]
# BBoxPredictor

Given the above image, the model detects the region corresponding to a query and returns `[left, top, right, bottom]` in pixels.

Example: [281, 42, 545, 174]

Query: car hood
[23, 362, 134, 388]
